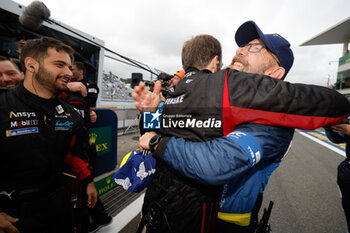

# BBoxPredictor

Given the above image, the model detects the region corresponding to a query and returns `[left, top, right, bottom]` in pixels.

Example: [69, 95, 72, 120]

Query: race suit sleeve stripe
[222, 69, 234, 136]
[228, 106, 347, 134]
[64, 135, 92, 181]
[226, 131, 262, 167]
[223, 69, 350, 135]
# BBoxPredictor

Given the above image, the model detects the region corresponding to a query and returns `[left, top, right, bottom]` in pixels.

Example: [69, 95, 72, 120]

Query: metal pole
[343, 39, 349, 56]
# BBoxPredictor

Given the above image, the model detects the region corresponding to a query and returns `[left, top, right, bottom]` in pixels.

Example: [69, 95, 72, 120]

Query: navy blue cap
[235, 21, 294, 79]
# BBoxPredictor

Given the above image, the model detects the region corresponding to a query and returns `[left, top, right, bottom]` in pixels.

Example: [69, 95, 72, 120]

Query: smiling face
[230, 38, 279, 75]
[33, 48, 73, 95]
[0, 60, 23, 88]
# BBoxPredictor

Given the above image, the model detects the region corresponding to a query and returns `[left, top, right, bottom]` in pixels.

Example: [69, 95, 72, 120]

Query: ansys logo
[143, 110, 161, 129]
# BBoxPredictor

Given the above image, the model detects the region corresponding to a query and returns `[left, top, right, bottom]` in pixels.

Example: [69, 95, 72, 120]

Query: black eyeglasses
[241, 43, 281, 66]
[241, 43, 265, 53]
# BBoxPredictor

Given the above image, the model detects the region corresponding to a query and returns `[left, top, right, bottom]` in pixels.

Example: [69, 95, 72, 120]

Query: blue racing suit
[161, 123, 294, 227]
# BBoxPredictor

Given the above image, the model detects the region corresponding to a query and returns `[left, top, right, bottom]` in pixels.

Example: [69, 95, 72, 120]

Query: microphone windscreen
[19, 1, 51, 30]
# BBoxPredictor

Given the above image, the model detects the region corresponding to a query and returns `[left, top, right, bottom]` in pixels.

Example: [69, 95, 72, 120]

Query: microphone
[18, 1, 158, 75]
[19, 1, 50, 30]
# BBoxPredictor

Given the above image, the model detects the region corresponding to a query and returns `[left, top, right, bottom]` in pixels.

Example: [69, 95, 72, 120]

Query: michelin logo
[6, 127, 39, 137]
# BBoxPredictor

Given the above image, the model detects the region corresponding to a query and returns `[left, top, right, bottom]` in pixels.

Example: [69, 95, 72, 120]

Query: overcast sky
[15, 0, 350, 86]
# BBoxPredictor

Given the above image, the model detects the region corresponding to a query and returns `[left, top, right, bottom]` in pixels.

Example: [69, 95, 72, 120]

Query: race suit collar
[13, 81, 60, 116]
[184, 67, 212, 79]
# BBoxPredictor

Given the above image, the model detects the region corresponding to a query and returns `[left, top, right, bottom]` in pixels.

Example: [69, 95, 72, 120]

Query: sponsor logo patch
[10, 120, 39, 128]
[88, 88, 98, 94]
[164, 94, 185, 105]
[55, 120, 74, 131]
[227, 131, 262, 166]
[9, 111, 36, 118]
[6, 127, 39, 137]
[55, 105, 64, 114]
[55, 113, 72, 119]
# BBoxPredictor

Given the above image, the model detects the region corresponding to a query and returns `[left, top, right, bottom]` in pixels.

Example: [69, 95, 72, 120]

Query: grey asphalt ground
[114, 130, 348, 233]
[261, 131, 347, 232]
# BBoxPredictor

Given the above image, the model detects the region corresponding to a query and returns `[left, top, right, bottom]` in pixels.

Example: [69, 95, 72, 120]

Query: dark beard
[35, 66, 68, 94]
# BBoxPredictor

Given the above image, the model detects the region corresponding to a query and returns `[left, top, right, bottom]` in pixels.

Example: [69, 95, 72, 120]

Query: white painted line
[98, 193, 145, 233]
[297, 130, 346, 158]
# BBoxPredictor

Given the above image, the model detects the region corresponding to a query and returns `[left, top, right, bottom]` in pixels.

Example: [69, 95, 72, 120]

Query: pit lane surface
[261, 130, 347, 232]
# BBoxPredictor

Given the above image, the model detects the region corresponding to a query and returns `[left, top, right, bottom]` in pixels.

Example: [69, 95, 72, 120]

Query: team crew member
[71, 61, 100, 108]
[0, 56, 23, 88]
[63, 61, 111, 233]
[0, 37, 97, 233]
[325, 118, 350, 232]
[168, 69, 185, 87]
[134, 26, 350, 233]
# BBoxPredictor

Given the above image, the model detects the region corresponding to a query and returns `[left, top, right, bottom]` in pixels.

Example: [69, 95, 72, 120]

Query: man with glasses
[232, 41, 282, 71]
[134, 21, 349, 233]
[231, 37, 285, 77]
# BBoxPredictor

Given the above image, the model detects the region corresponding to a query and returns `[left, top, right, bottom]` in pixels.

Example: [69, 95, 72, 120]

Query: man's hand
[138, 132, 157, 151]
[132, 81, 163, 113]
[67, 82, 87, 97]
[0, 212, 19, 233]
[86, 182, 98, 209]
[332, 124, 350, 135]
[90, 109, 97, 123]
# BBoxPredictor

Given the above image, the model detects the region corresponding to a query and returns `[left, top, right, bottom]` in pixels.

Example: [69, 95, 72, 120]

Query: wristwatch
[149, 134, 162, 152]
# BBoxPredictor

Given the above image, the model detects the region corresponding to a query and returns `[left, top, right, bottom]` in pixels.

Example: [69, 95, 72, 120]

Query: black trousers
[64, 176, 90, 233]
[0, 187, 73, 233]
[338, 158, 350, 230]
[89, 198, 110, 222]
